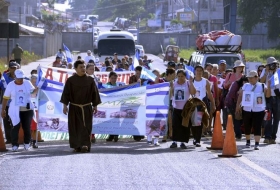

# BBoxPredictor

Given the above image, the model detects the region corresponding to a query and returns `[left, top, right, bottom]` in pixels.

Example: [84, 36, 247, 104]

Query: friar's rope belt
[70, 102, 92, 127]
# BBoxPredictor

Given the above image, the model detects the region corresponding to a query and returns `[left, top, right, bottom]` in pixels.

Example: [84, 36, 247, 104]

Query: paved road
[1, 23, 280, 189]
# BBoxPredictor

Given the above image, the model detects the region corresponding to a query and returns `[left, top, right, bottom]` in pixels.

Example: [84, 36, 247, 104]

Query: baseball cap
[56, 56, 61, 59]
[16, 43, 19, 46]
[15, 69, 25, 78]
[266, 57, 278, 65]
[167, 61, 176, 68]
[87, 50, 92, 53]
[114, 53, 118, 55]
[219, 60, 226, 64]
[9, 61, 19, 68]
[246, 70, 258, 78]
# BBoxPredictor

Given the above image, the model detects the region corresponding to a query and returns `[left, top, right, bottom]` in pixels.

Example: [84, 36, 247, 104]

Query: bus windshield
[98, 39, 135, 56]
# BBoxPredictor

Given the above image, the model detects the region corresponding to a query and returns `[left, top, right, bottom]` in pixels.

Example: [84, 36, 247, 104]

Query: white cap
[246, 70, 258, 78]
[233, 60, 245, 68]
[87, 50, 92, 54]
[15, 69, 25, 79]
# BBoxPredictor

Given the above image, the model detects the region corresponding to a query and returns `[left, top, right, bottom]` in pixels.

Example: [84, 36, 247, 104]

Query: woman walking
[170, 69, 196, 149]
[236, 70, 271, 150]
[1, 69, 38, 151]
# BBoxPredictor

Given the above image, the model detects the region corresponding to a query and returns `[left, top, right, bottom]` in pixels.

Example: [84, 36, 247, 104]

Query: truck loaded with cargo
[189, 30, 244, 69]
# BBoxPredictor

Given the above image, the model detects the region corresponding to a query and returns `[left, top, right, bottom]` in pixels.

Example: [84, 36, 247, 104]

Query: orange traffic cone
[207, 111, 224, 150]
[0, 123, 8, 152]
[218, 115, 242, 157]
[18, 125, 24, 144]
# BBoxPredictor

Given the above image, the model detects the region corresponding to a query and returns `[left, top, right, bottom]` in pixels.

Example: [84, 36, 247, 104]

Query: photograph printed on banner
[241, 91, 254, 107]
[38, 115, 68, 132]
[93, 110, 106, 118]
[110, 108, 137, 118]
[146, 119, 167, 136]
[174, 88, 185, 101]
[254, 93, 266, 108]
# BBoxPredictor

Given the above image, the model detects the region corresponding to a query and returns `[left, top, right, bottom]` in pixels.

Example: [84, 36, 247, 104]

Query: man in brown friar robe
[60, 60, 101, 153]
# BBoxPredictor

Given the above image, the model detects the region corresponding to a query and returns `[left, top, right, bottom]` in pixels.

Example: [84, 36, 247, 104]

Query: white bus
[94, 29, 138, 68]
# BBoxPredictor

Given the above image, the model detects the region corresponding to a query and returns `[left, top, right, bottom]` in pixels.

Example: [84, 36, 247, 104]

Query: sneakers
[12, 146, 18, 152]
[254, 145, 259, 150]
[24, 144, 30, 150]
[180, 143, 187, 149]
[147, 141, 152, 144]
[269, 139, 276, 144]
[196, 143, 201, 147]
[263, 139, 270, 143]
[245, 143, 251, 148]
[154, 142, 160, 146]
[170, 142, 177, 148]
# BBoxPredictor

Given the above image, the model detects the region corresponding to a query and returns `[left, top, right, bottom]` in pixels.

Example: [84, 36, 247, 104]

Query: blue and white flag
[145, 82, 169, 136]
[63, 43, 73, 63]
[270, 69, 280, 87]
[140, 67, 157, 81]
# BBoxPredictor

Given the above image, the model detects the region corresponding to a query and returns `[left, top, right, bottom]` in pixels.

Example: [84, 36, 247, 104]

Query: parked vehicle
[135, 45, 145, 58]
[79, 14, 86, 21]
[128, 28, 138, 42]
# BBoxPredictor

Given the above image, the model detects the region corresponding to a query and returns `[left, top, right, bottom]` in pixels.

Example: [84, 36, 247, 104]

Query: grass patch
[0, 51, 42, 71]
[179, 48, 280, 64]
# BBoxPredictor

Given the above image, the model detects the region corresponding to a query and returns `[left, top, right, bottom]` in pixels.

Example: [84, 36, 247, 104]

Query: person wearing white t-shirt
[236, 70, 271, 150]
[1, 69, 39, 152]
[84, 50, 96, 64]
[259, 57, 279, 144]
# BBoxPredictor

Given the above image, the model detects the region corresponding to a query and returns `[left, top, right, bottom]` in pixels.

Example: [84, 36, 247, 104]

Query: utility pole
[171, 0, 174, 20]
[197, 0, 201, 34]
[207, 0, 211, 32]
[19, 7, 21, 23]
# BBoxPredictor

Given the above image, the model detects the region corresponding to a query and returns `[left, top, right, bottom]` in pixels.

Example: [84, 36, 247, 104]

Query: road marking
[239, 156, 280, 184]
[221, 159, 273, 188]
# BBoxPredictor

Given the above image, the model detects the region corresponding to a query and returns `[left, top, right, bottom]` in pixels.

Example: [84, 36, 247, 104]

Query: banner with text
[37, 79, 150, 135]
[39, 66, 134, 84]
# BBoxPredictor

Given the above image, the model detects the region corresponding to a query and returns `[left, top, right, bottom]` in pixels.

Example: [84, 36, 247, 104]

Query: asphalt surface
[1, 22, 280, 190]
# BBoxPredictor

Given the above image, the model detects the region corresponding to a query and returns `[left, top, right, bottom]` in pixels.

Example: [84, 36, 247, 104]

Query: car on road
[127, 28, 138, 42]
[135, 45, 145, 58]
[79, 14, 86, 21]
[189, 45, 243, 69]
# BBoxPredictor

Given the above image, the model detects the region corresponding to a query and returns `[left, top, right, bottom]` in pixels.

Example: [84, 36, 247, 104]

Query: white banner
[93, 86, 146, 135]
[39, 66, 134, 84]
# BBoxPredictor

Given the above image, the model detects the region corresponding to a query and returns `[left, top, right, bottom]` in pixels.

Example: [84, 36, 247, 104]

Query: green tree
[94, 0, 145, 20]
[69, 0, 96, 17]
[238, 0, 280, 40]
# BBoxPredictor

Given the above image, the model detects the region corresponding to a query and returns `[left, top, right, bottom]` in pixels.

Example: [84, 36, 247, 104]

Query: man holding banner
[60, 60, 101, 153]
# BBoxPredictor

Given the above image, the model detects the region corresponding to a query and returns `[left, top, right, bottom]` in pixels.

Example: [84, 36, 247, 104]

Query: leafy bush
[0, 51, 42, 71]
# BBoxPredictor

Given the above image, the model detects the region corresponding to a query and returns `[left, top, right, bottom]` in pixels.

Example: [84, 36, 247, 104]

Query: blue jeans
[264, 96, 280, 140]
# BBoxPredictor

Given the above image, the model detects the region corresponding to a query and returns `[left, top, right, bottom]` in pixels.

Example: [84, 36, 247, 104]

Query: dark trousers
[191, 125, 203, 143]
[222, 107, 228, 130]
[265, 96, 280, 140]
[228, 106, 242, 138]
[11, 110, 33, 147]
[3, 106, 12, 142]
[243, 110, 265, 136]
[15, 58, 21, 65]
